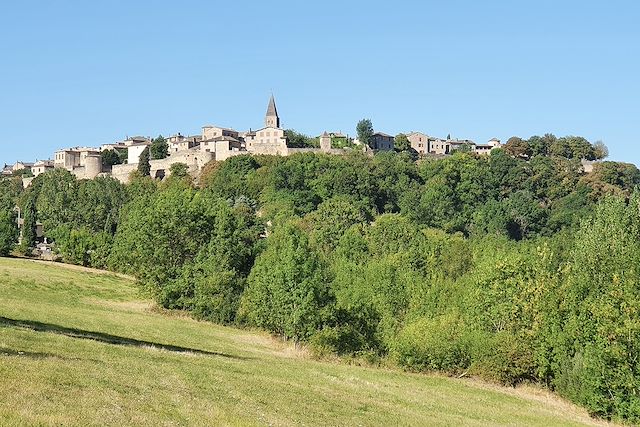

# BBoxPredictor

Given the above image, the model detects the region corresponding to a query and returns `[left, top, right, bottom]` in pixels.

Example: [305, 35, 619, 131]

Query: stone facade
[54, 147, 103, 179]
[31, 160, 54, 177]
[370, 132, 395, 151]
[407, 132, 429, 156]
[168, 134, 202, 153]
[148, 150, 214, 180]
[245, 127, 288, 155]
[127, 143, 150, 165]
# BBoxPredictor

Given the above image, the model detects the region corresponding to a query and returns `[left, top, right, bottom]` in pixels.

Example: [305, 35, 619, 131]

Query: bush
[473, 332, 536, 386]
[393, 313, 486, 373]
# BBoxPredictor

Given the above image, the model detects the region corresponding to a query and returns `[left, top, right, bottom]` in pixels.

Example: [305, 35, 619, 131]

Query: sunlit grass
[0, 257, 609, 426]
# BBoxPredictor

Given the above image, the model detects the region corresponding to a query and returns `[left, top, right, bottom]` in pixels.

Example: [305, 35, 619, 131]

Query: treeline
[2, 141, 640, 422]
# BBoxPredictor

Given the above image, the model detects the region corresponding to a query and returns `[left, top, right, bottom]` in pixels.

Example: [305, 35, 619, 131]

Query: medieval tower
[265, 95, 280, 128]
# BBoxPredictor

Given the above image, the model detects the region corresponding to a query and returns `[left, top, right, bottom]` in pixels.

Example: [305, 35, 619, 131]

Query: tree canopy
[356, 119, 374, 148]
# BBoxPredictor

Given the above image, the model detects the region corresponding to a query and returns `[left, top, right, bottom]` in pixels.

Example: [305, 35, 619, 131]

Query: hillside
[0, 257, 610, 426]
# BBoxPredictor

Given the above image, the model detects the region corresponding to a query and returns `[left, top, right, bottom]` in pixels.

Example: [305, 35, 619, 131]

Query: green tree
[547, 194, 640, 421]
[169, 162, 189, 178]
[356, 119, 374, 148]
[240, 222, 331, 341]
[394, 133, 410, 151]
[592, 141, 608, 160]
[284, 129, 319, 148]
[12, 168, 33, 178]
[20, 195, 37, 251]
[504, 137, 531, 158]
[137, 146, 151, 176]
[150, 135, 169, 160]
[0, 210, 17, 256]
[101, 149, 123, 168]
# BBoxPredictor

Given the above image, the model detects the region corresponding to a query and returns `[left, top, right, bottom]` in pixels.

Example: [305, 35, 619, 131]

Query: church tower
[265, 95, 280, 128]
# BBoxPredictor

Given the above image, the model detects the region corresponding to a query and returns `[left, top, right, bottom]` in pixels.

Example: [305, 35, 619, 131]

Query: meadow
[0, 257, 612, 426]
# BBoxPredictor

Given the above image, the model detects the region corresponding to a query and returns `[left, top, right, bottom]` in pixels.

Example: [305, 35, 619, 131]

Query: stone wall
[111, 163, 137, 183]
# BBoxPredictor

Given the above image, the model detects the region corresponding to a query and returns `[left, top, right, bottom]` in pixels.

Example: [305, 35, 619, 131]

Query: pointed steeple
[265, 94, 280, 128]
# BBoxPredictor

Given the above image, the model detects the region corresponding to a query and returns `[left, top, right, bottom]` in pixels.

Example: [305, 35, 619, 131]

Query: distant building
[100, 142, 127, 152]
[126, 142, 151, 165]
[429, 138, 450, 155]
[317, 132, 349, 148]
[53, 147, 103, 180]
[474, 138, 501, 155]
[244, 96, 289, 156]
[406, 132, 429, 156]
[200, 126, 242, 160]
[31, 160, 54, 177]
[167, 134, 201, 153]
[448, 138, 475, 152]
[12, 161, 34, 172]
[369, 132, 395, 151]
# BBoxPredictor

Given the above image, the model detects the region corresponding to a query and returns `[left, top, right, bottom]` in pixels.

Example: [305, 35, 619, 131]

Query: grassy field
[0, 257, 612, 426]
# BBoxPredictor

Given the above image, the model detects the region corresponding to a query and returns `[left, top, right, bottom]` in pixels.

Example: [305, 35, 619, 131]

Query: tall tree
[356, 119, 374, 148]
[240, 222, 331, 341]
[150, 135, 169, 160]
[101, 149, 122, 168]
[138, 147, 151, 177]
[504, 136, 531, 158]
[21, 195, 37, 250]
[593, 141, 609, 160]
[0, 210, 17, 256]
[284, 129, 319, 148]
[394, 133, 410, 151]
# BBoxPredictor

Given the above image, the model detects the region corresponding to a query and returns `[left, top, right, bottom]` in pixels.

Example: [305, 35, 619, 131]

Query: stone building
[202, 126, 239, 141]
[406, 132, 429, 156]
[168, 134, 202, 153]
[244, 96, 289, 156]
[429, 138, 450, 155]
[31, 160, 54, 177]
[369, 132, 395, 151]
[126, 142, 151, 165]
[474, 138, 502, 155]
[319, 132, 332, 151]
[12, 161, 34, 172]
[53, 147, 103, 179]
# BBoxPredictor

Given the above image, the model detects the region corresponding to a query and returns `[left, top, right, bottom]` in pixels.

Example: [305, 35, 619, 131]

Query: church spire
[265, 94, 280, 128]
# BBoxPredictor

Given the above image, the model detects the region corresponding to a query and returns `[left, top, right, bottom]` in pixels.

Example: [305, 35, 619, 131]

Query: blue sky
[1, 1, 638, 166]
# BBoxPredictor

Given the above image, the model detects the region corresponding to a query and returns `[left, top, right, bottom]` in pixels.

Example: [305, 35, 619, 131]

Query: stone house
[429, 138, 450, 155]
[369, 132, 395, 151]
[474, 138, 502, 155]
[126, 142, 151, 165]
[12, 161, 35, 172]
[31, 160, 54, 177]
[406, 132, 429, 155]
[168, 134, 202, 153]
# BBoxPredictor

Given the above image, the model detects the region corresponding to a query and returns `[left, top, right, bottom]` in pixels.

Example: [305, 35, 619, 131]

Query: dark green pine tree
[138, 146, 151, 177]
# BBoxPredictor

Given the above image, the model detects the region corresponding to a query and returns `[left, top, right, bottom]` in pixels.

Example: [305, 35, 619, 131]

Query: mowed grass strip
[0, 257, 611, 426]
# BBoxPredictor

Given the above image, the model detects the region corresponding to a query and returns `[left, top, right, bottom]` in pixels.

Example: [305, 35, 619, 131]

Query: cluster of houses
[2, 95, 503, 185]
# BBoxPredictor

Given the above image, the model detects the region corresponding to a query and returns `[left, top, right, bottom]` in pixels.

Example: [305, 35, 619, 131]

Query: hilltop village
[3, 96, 504, 185]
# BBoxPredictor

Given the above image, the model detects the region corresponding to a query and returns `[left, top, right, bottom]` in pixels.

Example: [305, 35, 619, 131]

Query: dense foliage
[2, 138, 639, 422]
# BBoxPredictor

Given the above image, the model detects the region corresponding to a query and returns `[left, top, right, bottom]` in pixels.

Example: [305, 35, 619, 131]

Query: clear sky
[1, 1, 638, 166]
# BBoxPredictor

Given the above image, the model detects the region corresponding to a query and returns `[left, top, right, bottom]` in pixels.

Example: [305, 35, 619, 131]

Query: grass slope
[0, 257, 610, 426]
